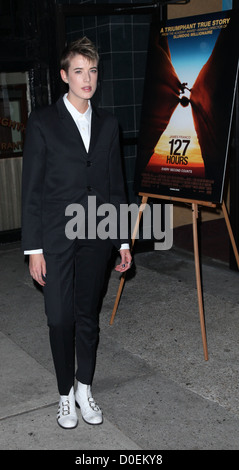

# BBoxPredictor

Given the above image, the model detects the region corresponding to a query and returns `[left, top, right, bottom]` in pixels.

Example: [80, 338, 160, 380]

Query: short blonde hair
[60, 37, 99, 72]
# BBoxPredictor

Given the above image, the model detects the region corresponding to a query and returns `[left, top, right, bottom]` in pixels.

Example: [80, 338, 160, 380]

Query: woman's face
[60, 54, 98, 109]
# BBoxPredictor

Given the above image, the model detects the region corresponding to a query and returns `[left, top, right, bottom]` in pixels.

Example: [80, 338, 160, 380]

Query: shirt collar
[63, 93, 92, 123]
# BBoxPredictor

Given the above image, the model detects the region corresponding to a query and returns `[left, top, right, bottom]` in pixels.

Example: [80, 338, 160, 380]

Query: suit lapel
[56, 97, 88, 155]
[56, 97, 102, 157]
[88, 105, 102, 155]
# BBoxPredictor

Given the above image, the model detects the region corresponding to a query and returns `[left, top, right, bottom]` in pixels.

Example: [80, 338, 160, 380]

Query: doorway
[0, 71, 29, 238]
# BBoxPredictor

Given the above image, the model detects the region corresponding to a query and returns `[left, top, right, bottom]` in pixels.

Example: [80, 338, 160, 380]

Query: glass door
[0, 71, 29, 235]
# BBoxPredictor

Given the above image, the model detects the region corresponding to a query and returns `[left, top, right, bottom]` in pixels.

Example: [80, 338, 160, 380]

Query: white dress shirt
[24, 94, 129, 254]
[63, 93, 91, 151]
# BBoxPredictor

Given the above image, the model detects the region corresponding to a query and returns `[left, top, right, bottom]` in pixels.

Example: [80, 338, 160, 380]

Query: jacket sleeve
[109, 118, 130, 248]
[21, 110, 46, 251]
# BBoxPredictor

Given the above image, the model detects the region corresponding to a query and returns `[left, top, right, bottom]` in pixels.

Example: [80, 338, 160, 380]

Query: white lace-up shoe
[75, 382, 103, 425]
[57, 386, 78, 429]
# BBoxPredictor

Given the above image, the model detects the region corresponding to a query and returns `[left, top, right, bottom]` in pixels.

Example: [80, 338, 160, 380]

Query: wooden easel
[110, 192, 239, 361]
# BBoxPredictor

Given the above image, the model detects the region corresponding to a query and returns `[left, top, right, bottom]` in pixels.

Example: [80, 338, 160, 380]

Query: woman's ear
[60, 69, 68, 83]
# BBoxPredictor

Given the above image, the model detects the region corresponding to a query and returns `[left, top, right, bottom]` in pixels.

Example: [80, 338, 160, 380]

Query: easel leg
[222, 201, 239, 269]
[192, 203, 209, 361]
[109, 196, 148, 325]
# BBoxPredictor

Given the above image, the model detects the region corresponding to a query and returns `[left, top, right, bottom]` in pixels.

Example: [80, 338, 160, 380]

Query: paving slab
[0, 243, 239, 452]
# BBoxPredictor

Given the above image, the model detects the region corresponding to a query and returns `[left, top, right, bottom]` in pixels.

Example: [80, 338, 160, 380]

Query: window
[0, 72, 29, 232]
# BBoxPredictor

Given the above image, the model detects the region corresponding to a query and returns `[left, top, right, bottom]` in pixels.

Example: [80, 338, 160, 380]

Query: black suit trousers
[43, 238, 112, 395]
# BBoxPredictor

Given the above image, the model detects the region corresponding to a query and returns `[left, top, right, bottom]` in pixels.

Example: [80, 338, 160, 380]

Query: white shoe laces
[88, 397, 100, 412]
[58, 399, 71, 416]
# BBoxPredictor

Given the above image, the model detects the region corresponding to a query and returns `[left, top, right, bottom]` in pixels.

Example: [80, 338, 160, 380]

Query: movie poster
[134, 10, 239, 203]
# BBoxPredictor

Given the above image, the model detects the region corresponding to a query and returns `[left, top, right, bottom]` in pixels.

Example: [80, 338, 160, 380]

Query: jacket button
[87, 185, 92, 192]
[87, 161, 92, 166]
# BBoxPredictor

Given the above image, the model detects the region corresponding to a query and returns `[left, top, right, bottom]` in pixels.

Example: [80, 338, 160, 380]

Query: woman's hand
[115, 249, 132, 273]
[29, 253, 47, 286]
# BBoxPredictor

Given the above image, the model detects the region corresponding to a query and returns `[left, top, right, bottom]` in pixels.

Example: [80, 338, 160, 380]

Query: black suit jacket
[21, 97, 129, 253]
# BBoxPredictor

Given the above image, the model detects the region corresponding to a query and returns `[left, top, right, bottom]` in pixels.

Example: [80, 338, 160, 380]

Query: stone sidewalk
[0, 242, 239, 451]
